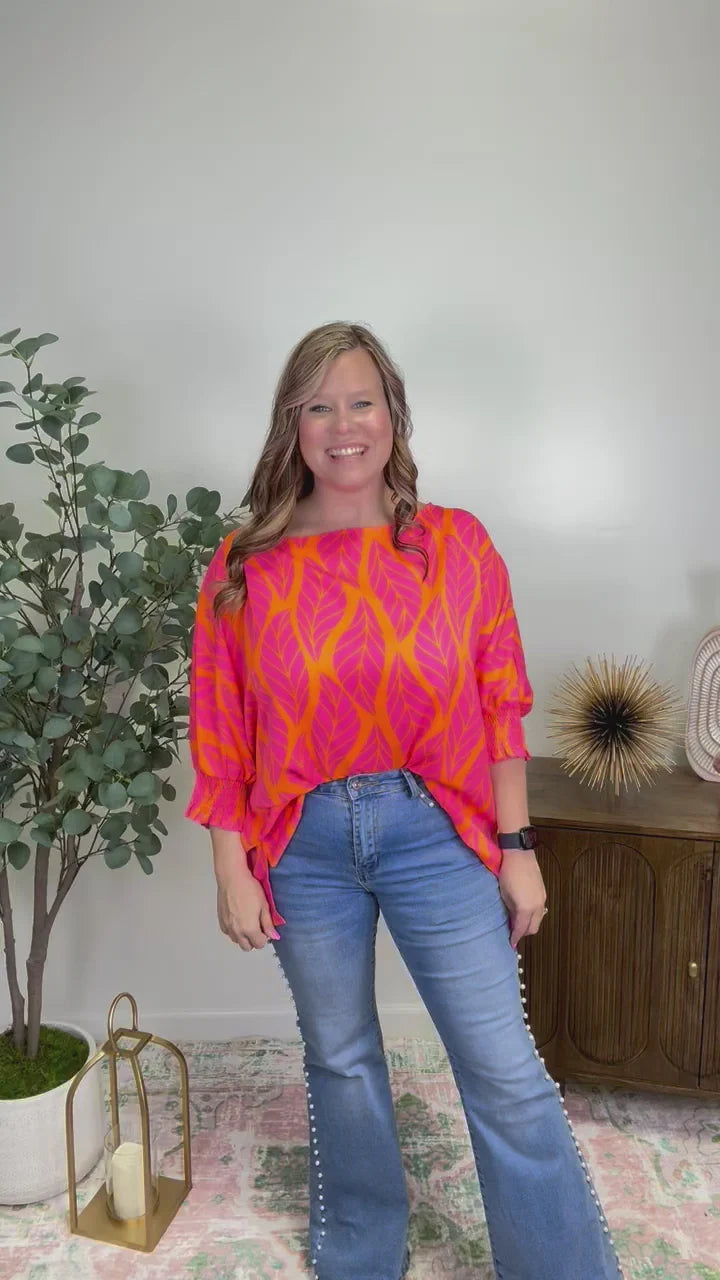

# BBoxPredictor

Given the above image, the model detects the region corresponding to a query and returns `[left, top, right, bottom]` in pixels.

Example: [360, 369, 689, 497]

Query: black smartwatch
[497, 826, 538, 851]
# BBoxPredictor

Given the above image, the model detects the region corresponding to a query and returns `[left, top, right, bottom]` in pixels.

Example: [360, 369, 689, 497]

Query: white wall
[1, 0, 718, 1042]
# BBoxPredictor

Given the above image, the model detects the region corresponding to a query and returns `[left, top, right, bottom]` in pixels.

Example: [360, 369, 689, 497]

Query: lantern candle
[111, 1141, 146, 1220]
[66, 992, 192, 1252]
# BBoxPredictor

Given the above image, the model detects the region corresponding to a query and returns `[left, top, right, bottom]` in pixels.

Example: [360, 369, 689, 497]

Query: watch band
[497, 826, 538, 851]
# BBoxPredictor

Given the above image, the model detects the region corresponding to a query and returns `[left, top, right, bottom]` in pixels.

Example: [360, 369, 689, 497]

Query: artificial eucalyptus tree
[0, 329, 242, 1062]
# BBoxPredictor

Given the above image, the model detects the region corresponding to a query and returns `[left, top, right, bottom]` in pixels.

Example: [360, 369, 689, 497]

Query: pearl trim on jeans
[270, 945, 328, 1279]
[515, 950, 625, 1276]
[269, 914, 623, 1277]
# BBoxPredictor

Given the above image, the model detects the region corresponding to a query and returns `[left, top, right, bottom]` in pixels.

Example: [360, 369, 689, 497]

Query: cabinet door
[524, 827, 714, 1092]
[700, 843, 720, 1091]
[564, 829, 655, 1071]
[656, 843, 714, 1082]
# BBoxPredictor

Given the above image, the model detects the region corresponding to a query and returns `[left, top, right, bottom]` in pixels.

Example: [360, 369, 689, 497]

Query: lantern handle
[107, 991, 140, 1054]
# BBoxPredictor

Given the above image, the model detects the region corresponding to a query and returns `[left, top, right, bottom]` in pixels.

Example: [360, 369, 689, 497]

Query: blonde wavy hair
[214, 322, 429, 615]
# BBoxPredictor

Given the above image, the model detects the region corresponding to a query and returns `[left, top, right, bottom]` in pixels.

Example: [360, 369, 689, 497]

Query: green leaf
[140, 665, 168, 691]
[76, 749, 105, 781]
[0, 817, 21, 843]
[166, 493, 177, 518]
[58, 769, 87, 794]
[135, 830, 162, 856]
[159, 550, 190, 583]
[127, 771, 159, 801]
[6, 443, 34, 464]
[34, 666, 59, 695]
[78, 412, 101, 427]
[100, 574, 122, 604]
[62, 614, 90, 642]
[59, 695, 87, 717]
[113, 470, 150, 502]
[128, 500, 163, 531]
[39, 416, 64, 440]
[58, 670, 83, 697]
[62, 646, 84, 668]
[6, 840, 31, 869]
[30, 825, 57, 846]
[87, 498, 108, 525]
[115, 550, 144, 578]
[10, 650, 41, 675]
[99, 813, 128, 841]
[114, 604, 143, 635]
[104, 845, 131, 869]
[40, 631, 64, 659]
[0, 514, 22, 542]
[32, 811, 56, 829]
[108, 503, 133, 532]
[65, 432, 89, 457]
[102, 740, 126, 770]
[99, 781, 128, 809]
[88, 580, 105, 608]
[0, 727, 34, 752]
[135, 851, 154, 875]
[0, 557, 22, 585]
[0, 381, 15, 393]
[186, 487, 221, 517]
[44, 714, 73, 739]
[88, 465, 117, 498]
[161, 780, 176, 802]
[62, 809, 92, 835]
[44, 492, 64, 515]
[0, 600, 21, 616]
[130, 470, 150, 500]
[12, 340, 36, 360]
[0, 330, 21, 345]
[12, 634, 45, 653]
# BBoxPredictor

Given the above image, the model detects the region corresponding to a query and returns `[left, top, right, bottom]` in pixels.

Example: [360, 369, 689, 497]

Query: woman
[185, 322, 622, 1280]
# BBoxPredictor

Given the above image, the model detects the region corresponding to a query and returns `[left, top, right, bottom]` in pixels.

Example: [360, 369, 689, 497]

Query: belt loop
[400, 767, 421, 798]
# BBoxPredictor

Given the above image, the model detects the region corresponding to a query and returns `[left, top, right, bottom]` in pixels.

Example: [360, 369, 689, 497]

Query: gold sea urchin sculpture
[547, 655, 685, 795]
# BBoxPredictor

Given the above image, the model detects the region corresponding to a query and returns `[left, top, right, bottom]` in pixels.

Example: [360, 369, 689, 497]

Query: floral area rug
[1, 1037, 718, 1279]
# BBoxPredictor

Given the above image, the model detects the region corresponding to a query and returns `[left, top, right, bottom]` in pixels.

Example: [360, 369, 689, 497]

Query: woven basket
[685, 626, 720, 782]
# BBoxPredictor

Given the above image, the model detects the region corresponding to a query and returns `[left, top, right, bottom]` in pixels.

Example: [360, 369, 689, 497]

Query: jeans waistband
[312, 767, 424, 799]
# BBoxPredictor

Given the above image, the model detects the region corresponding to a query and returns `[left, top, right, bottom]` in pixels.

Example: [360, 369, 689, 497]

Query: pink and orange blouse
[185, 503, 533, 925]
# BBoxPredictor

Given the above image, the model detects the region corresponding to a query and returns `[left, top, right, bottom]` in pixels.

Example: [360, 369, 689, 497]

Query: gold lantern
[65, 992, 192, 1252]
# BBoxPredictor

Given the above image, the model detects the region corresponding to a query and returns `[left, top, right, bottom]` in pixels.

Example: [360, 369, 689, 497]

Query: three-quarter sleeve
[185, 536, 255, 829]
[473, 524, 534, 763]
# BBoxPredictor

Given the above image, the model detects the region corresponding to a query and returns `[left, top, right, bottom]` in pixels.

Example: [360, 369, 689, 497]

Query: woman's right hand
[215, 863, 280, 951]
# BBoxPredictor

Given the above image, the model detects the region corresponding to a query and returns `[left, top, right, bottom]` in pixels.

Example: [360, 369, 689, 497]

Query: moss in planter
[0, 1026, 89, 1100]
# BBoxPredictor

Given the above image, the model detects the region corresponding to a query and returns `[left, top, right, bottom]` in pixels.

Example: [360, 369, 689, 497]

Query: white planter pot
[0, 1021, 105, 1205]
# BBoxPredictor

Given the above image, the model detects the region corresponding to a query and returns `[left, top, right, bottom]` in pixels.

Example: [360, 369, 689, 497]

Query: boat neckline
[280, 501, 435, 543]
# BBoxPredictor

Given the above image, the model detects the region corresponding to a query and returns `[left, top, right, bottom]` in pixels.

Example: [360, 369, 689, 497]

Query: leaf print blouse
[185, 502, 533, 926]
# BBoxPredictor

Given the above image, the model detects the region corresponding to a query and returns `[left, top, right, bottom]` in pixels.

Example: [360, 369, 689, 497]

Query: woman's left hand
[498, 850, 547, 948]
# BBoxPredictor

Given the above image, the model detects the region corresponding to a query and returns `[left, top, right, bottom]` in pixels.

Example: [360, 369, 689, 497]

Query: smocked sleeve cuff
[185, 773, 248, 830]
[483, 708, 532, 764]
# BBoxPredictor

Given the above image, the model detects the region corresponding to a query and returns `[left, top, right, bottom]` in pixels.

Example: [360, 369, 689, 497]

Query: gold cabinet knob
[688, 961, 699, 979]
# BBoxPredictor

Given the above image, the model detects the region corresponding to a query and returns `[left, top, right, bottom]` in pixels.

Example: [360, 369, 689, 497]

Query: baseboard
[46, 1004, 441, 1045]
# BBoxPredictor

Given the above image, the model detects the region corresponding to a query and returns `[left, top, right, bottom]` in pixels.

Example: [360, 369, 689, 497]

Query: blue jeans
[268, 768, 622, 1280]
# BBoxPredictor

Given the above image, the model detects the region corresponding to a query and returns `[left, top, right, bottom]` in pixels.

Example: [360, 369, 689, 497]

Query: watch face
[521, 827, 538, 849]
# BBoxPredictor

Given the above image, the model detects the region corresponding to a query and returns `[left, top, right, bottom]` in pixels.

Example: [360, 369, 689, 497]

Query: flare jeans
[268, 767, 621, 1280]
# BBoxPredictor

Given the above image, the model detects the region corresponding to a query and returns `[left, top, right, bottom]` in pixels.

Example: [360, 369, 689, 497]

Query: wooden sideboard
[522, 756, 720, 1097]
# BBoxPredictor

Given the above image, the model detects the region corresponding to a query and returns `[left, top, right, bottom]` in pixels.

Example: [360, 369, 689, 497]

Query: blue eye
[354, 401, 371, 409]
[308, 404, 330, 413]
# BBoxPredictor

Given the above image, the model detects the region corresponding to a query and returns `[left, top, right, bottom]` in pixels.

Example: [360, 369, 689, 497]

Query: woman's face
[297, 347, 394, 492]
